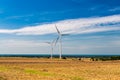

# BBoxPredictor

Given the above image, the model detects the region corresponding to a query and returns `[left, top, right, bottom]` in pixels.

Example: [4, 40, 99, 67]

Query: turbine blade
[54, 36, 59, 46]
[52, 38, 57, 44]
[55, 25, 60, 34]
[45, 42, 51, 44]
[61, 34, 70, 36]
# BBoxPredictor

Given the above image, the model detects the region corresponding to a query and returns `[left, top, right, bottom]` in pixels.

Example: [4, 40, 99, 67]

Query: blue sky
[0, 0, 120, 54]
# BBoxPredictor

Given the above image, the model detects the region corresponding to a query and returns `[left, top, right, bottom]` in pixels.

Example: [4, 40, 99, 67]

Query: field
[0, 57, 120, 80]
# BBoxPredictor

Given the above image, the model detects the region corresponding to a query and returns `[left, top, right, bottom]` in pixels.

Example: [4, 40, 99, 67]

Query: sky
[0, 0, 120, 55]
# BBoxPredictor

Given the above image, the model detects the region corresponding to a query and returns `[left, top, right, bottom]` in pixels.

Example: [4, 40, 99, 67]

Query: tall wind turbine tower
[55, 25, 62, 59]
[55, 25, 69, 59]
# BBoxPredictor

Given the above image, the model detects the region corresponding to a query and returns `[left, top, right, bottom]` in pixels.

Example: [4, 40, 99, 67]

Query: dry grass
[0, 57, 120, 80]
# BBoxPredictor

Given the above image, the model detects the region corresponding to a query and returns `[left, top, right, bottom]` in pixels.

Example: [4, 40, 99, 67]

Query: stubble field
[0, 57, 120, 80]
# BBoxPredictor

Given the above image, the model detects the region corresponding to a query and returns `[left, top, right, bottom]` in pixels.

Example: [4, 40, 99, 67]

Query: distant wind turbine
[55, 25, 69, 59]
[45, 39, 56, 59]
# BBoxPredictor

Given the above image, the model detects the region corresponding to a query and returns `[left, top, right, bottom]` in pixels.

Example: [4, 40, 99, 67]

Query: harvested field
[0, 57, 120, 80]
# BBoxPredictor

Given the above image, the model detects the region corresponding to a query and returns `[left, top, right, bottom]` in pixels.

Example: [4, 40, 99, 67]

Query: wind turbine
[45, 39, 56, 59]
[55, 25, 69, 59]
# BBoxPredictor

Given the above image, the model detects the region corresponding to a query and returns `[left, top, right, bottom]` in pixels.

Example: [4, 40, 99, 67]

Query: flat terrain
[0, 57, 120, 80]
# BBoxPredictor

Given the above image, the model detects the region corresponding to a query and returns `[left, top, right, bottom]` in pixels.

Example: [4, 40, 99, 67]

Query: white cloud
[0, 39, 50, 54]
[0, 14, 120, 35]
[0, 39, 47, 47]
[5, 14, 34, 20]
[110, 41, 120, 46]
[63, 41, 120, 54]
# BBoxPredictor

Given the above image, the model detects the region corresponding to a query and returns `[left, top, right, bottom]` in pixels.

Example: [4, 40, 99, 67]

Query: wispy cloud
[5, 14, 34, 20]
[0, 39, 49, 53]
[0, 39, 46, 47]
[111, 41, 120, 46]
[109, 7, 120, 11]
[0, 14, 120, 35]
[109, 7, 120, 12]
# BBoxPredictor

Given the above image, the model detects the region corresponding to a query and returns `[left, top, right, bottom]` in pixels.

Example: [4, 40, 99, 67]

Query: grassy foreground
[0, 57, 120, 80]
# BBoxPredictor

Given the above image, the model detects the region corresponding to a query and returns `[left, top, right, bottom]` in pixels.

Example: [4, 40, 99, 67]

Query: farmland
[0, 57, 120, 80]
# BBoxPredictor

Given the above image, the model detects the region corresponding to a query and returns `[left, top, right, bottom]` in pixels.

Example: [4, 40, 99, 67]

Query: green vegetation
[24, 68, 56, 76]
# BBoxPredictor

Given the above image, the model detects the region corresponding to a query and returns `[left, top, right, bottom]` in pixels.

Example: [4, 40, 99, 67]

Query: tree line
[90, 56, 120, 61]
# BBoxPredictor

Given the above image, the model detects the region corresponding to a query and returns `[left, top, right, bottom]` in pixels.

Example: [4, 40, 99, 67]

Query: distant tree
[91, 57, 95, 61]
[95, 58, 98, 61]
[62, 57, 67, 59]
[110, 56, 120, 60]
[78, 58, 81, 61]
